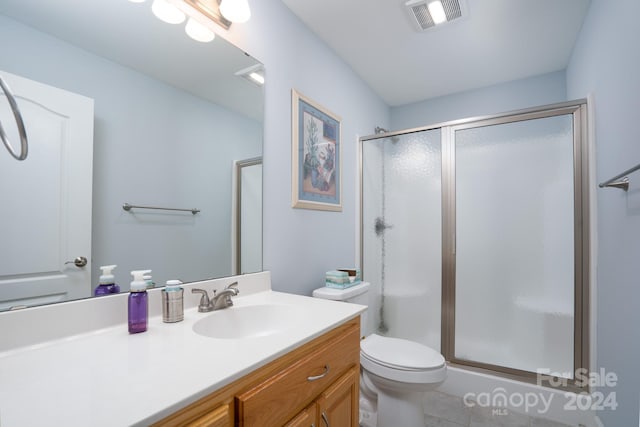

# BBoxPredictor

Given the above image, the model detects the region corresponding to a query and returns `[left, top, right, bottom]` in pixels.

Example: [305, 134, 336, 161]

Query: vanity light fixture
[219, 0, 251, 23]
[235, 64, 264, 86]
[131, 0, 227, 43]
[185, 18, 216, 42]
[183, 0, 231, 30]
[152, 0, 186, 24]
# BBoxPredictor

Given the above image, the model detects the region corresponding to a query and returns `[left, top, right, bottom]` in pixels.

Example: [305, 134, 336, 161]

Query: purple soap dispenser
[95, 265, 120, 296]
[128, 270, 150, 334]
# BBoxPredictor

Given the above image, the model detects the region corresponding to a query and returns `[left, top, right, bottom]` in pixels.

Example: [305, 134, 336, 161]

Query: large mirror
[0, 0, 263, 310]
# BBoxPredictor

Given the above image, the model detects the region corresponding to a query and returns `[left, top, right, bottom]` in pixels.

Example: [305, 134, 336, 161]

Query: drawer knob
[307, 364, 330, 382]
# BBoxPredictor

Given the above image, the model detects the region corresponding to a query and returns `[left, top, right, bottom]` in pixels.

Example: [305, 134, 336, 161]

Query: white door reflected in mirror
[0, 70, 93, 310]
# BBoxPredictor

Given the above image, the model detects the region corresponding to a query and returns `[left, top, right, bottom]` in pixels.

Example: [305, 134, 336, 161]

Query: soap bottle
[162, 280, 184, 323]
[144, 273, 155, 290]
[95, 265, 120, 296]
[128, 270, 150, 334]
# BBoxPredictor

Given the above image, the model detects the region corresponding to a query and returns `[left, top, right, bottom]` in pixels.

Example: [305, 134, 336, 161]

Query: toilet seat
[360, 334, 446, 385]
[360, 334, 445, 371]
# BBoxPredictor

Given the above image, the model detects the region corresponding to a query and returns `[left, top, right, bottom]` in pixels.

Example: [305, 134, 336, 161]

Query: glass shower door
[361, 129, 442, 351]
[452, 114, 576, 378]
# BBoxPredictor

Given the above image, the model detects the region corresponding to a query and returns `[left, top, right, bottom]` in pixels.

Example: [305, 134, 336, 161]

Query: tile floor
[360, 391, 576, 427]
[423, 391, 574, 427]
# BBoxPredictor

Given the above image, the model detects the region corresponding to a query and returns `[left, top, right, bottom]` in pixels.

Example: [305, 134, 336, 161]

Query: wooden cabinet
[184, 403, 232, 427]
[154, 317, 360, 427]
[284, 404, 316, 427]
[236, 318, 359, 426]
[284, 368, 359, 427]
[158, 398, 234, 427]
[316, 368, 359, 427]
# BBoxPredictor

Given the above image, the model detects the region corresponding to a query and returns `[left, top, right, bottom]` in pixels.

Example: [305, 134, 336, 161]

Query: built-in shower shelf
[514, 297, 573, 317]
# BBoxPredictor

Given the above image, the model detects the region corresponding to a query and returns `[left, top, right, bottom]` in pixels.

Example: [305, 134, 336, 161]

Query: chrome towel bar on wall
[598, 162, 640, 191]
[0, 75, 29, 161]
[122, 203, 200, 215]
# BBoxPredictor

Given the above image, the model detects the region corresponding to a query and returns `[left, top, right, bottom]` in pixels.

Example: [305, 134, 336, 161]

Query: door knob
[65, 256, 88, 268]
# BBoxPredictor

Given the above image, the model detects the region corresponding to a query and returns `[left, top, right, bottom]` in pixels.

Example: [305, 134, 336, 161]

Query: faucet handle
[225, 281, 239, 295]
[191, 288, 210, 312]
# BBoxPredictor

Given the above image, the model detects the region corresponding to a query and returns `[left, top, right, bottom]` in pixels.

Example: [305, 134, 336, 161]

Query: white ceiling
[281, 0, 591, 106]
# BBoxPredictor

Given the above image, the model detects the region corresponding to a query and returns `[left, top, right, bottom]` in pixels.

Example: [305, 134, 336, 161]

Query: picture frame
[291, 89, 342, 211]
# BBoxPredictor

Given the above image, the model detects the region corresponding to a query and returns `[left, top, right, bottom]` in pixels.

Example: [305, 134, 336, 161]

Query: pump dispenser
[144, 274, 155, 289]
[162, 280, 184, 323]
[95, 265, 120, 296]
[128, 269, 151, 334]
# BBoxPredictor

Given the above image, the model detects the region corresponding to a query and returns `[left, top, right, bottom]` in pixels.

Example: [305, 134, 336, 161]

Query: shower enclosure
[360, 101, 589, 389]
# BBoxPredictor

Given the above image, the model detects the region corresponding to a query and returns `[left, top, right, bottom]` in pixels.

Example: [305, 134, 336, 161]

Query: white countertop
[0, 287, 364, 426]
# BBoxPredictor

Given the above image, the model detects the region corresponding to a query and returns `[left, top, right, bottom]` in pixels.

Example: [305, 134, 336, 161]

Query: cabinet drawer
[237, 323, 360, 427]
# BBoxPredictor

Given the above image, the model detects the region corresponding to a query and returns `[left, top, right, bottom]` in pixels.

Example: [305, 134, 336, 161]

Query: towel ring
[0, 75, 28, 161]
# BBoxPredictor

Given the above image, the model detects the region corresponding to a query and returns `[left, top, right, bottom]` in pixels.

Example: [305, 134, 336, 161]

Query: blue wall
[390, 71, 566, 130]
[224, 0, 390, 296]
[567, 0, 640, 424]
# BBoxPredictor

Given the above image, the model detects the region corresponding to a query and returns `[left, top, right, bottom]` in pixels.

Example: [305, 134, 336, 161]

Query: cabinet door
[316, 368, 359, 427]
[185, 403, 232, 427]
[237, 323, 359, 427]
[284, 403, 318, 427]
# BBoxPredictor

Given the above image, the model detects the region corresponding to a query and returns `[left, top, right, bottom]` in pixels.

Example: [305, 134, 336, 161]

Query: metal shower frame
[359, 99, 590, 392]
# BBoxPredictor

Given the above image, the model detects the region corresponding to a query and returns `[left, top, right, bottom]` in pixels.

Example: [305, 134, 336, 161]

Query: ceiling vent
[405, 0, 464, 31]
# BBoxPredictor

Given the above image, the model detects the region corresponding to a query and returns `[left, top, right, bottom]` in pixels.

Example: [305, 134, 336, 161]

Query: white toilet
[313, 282, 446, 427]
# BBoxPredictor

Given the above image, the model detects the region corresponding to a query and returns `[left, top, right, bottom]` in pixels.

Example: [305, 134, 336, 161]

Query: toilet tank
[312, 282, 372, 336]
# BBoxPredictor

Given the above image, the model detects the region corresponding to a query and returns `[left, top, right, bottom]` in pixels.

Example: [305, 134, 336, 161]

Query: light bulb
[127, 0, 146, 3]
[427, 1, 447, 25]
[219, 0, 251, 23]
[152, 0, 186, 24]
[185, 18, 215, 43]
[248, 72, 264, 85]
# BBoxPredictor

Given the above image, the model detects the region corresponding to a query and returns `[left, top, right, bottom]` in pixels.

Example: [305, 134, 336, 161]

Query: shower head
[374, 126, 400, 144]
[375, 126, 389, 134]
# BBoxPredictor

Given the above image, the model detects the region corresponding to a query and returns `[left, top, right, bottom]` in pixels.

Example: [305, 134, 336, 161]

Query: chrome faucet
[191, 282, 239, 312]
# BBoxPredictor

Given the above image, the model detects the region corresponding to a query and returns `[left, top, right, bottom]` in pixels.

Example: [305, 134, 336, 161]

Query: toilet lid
[360, 334, 445, 370]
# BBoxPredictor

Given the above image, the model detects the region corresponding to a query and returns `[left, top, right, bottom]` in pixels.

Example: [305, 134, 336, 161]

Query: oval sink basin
[192, 304, 302, 339]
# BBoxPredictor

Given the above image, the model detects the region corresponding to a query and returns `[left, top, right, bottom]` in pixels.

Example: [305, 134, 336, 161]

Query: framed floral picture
[291, 89, 342, 211]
